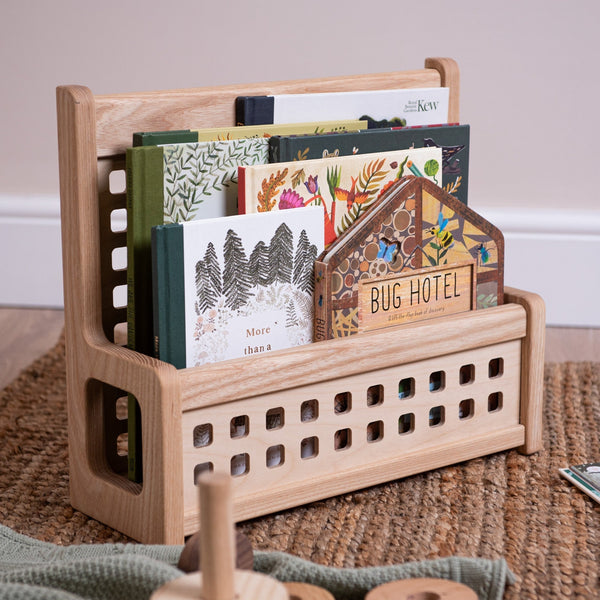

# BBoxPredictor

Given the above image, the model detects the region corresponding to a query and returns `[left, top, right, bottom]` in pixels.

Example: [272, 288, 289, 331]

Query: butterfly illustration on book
[334, 176, 369, 210]
[376, 238, 398, 263]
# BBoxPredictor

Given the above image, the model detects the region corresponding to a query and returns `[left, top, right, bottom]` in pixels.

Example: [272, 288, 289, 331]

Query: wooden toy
[365, 578, 478, 599]
[151, 472, 289, 600]
[56, 57, 545, 545]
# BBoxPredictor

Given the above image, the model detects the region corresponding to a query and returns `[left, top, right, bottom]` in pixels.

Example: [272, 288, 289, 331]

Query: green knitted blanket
[0, 525, 514, 599]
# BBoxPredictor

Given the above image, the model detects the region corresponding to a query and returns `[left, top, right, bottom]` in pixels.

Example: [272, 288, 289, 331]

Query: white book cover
[180, 207, 324, 366]
[270, 87, 449, 127]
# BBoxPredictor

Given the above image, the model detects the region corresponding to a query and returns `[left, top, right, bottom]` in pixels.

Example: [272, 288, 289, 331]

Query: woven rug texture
[1, 332, 599, 599]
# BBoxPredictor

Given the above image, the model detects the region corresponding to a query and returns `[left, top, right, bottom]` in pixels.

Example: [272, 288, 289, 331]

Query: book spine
[132, 130, 198, 146]
[235, 96, 274, 126]
[268, 136, 281, 163]
[313, 259, 331, 341]
[237, 166, 247, 215]
[152, 224, 187, 369]
[126, 146, 165, 358]
[126, 146, 164, 483]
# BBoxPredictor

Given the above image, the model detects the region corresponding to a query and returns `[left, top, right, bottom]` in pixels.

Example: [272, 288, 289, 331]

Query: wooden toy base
[56, 58, 545, 545]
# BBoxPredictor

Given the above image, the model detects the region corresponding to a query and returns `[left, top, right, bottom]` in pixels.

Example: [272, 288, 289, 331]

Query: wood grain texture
[366, 578, 477, 600]
[150, 571, 289, 600]
[179, 303, 526, 411]
[505, 287, 546, 454]
[284, 582, 335, 600]
[95, 68, 443, 157]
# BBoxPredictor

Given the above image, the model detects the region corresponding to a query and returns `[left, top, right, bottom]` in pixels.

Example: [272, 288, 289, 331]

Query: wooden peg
[284, 581, 335, 600]
[151, 472, 289, 600]
[177, 531, 253, 573]
[365, 577, 477, 600]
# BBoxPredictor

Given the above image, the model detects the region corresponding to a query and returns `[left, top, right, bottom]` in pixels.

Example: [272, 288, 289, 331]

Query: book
[235, 87, 450, 127]
[313, 177, 504, 340]
[127, 137, 270, 354]
[268, 124, 470, 205]
[238, 146, 442, 247]
[126, 137, 268, 481]
[133, 130, 198, 146]
[152, 207, 324, 368]
[194, 120, 368, 141]
[133, 120, 368, 146]
[560, 465, 600, 504]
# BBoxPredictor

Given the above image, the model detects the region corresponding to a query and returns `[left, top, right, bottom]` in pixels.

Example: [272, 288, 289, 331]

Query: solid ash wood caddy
[56, 58, 545, 545]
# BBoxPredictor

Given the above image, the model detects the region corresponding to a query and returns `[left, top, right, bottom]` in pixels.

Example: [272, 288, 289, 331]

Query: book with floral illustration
[235, 87, 450, 127]
[238, 147, 442, 247]
[268, 123, 470, 205]
[152, 207, 324, 368]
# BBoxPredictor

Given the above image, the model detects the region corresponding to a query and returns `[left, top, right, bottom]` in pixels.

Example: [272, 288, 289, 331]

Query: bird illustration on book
[334, 176, 370, 210]
[423, 137, 465, 174]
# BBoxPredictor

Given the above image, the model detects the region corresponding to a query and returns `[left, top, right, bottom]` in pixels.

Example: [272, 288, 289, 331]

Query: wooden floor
[0, 308, 599, 390]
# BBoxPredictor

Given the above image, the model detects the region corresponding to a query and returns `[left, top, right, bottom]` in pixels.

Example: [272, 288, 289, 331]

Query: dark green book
[132, 130, 198, 146]
[151, 224, 186, 369]
[268, 124, 470, 205]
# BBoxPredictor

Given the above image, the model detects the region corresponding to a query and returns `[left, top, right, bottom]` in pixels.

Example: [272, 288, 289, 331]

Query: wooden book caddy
[56, 57, 545, 544]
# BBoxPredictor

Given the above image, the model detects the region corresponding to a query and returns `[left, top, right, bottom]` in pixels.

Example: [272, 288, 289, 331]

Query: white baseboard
[1, 195, 598, 327]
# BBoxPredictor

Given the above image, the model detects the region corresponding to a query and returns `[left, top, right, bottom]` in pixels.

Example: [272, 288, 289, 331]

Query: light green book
[125, 137, 269, 482]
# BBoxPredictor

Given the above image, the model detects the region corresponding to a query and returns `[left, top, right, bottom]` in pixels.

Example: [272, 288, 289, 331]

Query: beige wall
[2, 0, 599, 211]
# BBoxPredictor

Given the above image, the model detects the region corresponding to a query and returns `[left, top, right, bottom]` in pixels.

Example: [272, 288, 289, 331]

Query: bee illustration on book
[428, 211, 454, 249]
[334, 176, 370, 210]
[322, 148, 340, 159]
[376, 238, 399, 263]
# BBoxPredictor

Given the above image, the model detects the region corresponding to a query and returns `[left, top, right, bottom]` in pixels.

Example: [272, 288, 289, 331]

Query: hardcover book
[133, 120, 368, 146]
[235, 87, 450, 127]
[269, 124, 470, 205]
[560, 463, 600, 504]
[238, 147, 442, 247]
[313, 176, 504, 340]
[152, 207, 324, 368]
[126, 137, 268, 481]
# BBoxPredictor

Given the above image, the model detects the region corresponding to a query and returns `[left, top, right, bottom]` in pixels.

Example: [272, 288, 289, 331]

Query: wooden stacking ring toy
[365, 577, 478, 599]
[151, 472, 288, 600]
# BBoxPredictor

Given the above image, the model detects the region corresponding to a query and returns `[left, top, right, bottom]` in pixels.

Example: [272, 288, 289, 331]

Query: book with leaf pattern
[125, 137, 268, 482]
[238, 147, 442, 247]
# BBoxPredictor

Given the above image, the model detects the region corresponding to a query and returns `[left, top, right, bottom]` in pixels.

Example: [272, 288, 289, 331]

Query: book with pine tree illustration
[313, 176, 504, 340]
[132, 120, 368, 146]
[269, 124, 470, 205]
[152, 207, 324, 368]
[235, 87, 450, 127]
[125, 137, 268, 481]
[238, 146, 442, 247]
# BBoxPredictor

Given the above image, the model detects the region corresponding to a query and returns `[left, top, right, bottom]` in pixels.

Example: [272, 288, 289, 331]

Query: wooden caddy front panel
[57, 59, 545, 544]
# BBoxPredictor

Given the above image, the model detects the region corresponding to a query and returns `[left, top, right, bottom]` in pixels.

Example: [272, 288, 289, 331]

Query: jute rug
[1, 332, 599, 599]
